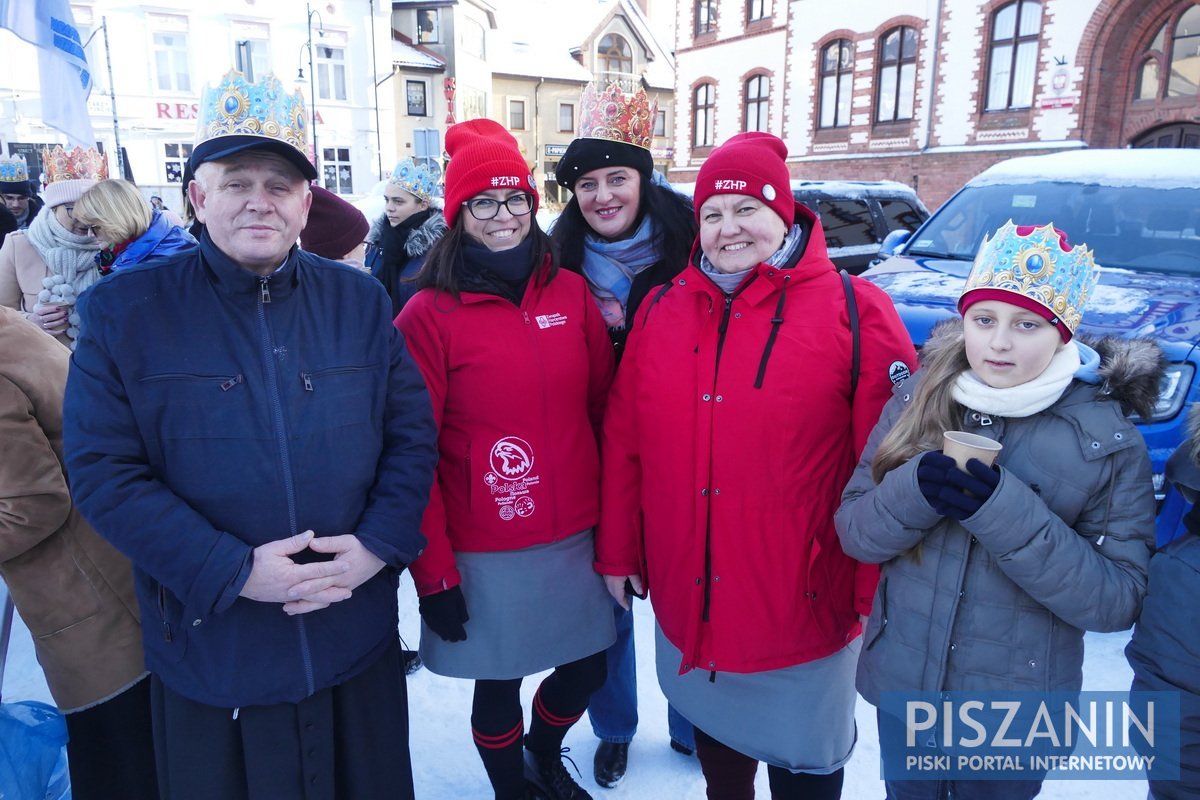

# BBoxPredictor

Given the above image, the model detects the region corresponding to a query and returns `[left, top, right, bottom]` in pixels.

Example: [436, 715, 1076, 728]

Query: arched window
[819, 39, 854, 128]
[1132, 122, 1200, 147]
[693, 83, 715, 147]
[744, 75, 769, 132]
[598, 34, 634, 91]
[985, 0, 1042, 111]
[877, 26, 918, 122]
[1169, 5, 1200, 96]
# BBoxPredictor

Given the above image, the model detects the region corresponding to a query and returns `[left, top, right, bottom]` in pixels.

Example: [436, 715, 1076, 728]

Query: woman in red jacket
[397, 119, 616, 800]
[595, 133, 917, 800]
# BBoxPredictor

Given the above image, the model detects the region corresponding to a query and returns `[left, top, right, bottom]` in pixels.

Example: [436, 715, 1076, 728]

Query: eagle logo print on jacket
[487, 436, 540, 520]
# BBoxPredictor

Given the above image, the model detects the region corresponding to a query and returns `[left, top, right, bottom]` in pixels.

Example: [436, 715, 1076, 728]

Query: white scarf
[24, 206, 102, 346]
[952, 340, 1081, 418]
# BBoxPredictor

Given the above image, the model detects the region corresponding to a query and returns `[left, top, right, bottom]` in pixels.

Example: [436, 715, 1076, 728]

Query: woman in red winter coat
[396, 119, 616, 800]
[595, 133, 917, 799]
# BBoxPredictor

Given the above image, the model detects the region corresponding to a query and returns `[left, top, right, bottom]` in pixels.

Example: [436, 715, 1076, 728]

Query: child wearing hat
[365, 158, 447, 317]
[837, 222, 1161, 799]
[596, 132, 916, 799]
[396, 119, 616, 800]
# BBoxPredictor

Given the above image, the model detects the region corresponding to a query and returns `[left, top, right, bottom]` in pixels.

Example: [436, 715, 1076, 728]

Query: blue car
[861, 149, 1200, 545]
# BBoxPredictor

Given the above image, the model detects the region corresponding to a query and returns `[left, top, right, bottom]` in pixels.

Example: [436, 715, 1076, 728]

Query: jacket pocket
[297, 364, 378, 430]
[865, 577, 889, 651]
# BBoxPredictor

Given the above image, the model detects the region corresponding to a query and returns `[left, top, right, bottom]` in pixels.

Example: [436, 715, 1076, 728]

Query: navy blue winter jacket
[63, 232, 438, 707]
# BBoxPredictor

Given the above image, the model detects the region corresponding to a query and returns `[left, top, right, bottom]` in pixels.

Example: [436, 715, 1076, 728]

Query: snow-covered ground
[1, 574, 1149, 798]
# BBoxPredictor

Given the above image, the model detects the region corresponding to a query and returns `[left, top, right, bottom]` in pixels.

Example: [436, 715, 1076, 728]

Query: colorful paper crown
[41, 145, 109, 184]
[577, 82, 657, 151]
[960, 221, 1099, 335]
[388, 158, 441, 203]
[194, 70, 308, 155]
[0, 155, 30, 184]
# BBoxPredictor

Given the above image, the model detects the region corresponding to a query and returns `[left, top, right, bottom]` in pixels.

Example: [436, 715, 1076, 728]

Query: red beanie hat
[693, 132, 793, 227]
[300, 185, 369, 260]
[443, 119, 539, 229]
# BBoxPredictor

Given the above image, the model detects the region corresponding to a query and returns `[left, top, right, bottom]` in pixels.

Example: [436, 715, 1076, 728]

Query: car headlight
[1135, 363, 1194, 423]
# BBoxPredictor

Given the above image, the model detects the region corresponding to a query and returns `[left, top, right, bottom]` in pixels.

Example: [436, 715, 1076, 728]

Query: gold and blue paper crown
[0, 155, 29, 184]
[194, 70, 308, 156]
[960, 220, 1099, 335]
[388, 158, 441, 203]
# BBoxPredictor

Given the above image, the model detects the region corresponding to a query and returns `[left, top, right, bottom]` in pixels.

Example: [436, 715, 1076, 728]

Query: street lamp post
[305, 2, 324, 183]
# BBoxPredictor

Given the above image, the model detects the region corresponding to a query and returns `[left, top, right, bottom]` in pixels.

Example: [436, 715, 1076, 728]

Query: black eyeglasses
[462, 193, 533, 220]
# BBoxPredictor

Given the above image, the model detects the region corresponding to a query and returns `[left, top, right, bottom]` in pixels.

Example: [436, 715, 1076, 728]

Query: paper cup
[942, 430, 1002, 470]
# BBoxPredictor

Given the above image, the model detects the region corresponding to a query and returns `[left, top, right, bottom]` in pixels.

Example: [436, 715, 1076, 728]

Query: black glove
[938, 458, 1001, 521]
[419, 585, 469, 642]
[916, 451, 957, 513]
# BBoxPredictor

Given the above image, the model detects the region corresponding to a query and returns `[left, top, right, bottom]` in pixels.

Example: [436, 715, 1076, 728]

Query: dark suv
[673, 179, 929, 274]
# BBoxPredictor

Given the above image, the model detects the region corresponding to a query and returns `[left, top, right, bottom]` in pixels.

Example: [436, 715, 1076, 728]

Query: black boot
[524, 747, 593, 800]
[592, 741, 628, 788]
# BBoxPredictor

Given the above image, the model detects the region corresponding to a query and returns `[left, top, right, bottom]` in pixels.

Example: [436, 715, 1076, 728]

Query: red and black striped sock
[472, 679, 526, 800]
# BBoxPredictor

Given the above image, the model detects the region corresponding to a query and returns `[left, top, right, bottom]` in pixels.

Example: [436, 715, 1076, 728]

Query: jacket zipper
[300, 365, 373, 391]
[158, 583, 172, 642]
[255, 276, 315, 696]
[140, 372, 244, 392]
[522, 307, 560, 537]
[701, 291, 740, 624]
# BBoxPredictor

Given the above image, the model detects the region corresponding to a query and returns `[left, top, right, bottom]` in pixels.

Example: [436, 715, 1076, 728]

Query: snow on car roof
[971, 149, 1200, 189]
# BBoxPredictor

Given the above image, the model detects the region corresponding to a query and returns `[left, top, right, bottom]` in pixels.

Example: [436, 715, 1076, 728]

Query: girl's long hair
[415, 213, 556, 296]
[550, 177, 697, 270]
[871, 322, 971, 484]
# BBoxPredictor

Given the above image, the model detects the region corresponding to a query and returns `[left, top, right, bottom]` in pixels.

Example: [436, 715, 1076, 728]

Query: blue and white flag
[0, 0, 94, 147]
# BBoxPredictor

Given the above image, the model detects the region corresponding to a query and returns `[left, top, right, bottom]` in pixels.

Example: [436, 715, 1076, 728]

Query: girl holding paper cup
[836, 221, 1161, 800]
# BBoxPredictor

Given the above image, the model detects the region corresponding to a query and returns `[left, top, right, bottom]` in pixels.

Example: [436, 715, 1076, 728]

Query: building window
[598, 34, 634, 90]
[508, 99, 526, 130]
[746, 0, 768, 22]
[744, 75, 768, 132]
[163, 142, 193, 183]
[152, 32, 191, 92]
[696, 0, 716, 37]
[1137, 7, 1200, 99]
[406, 80, 428, 116]
[316, 46, 347, 101]
[461, 87, 487, 121]
[417, 8, 440, 44]
[322, 147, 352, 194]
[819, 39, 854, 128]
[985, 0, 1042, 111]
[693, 83, 715, 147]
[559, 103, 575, 133]
[654, 109, 667, 137]
[234, 38, 270, 83]
[877, 26, 918, 122]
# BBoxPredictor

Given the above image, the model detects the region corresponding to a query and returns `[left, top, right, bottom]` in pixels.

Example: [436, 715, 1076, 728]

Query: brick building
[670, 0, 1200, 208]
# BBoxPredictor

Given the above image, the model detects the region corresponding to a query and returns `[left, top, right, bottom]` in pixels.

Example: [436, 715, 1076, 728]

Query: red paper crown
[41, 145, 109, 185]
[577, 82, 656, 151]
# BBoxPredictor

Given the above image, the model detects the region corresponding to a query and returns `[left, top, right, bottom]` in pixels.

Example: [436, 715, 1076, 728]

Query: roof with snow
[393, 39, 446, 70]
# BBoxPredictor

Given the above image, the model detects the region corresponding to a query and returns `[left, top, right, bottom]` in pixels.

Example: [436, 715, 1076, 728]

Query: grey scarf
[24, 206, 102, 345]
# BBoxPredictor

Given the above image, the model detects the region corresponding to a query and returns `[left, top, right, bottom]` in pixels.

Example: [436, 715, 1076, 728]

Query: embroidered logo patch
[486, 436, 540, 521]
[888, 360, 911, 386]
[535, 313, 568, 329]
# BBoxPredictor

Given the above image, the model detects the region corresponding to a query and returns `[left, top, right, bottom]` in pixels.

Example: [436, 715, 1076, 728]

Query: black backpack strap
[839, 269, 860, 402]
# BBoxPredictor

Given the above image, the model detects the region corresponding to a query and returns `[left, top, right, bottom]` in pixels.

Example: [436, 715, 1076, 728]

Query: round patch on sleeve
[888, 360, 911, 385]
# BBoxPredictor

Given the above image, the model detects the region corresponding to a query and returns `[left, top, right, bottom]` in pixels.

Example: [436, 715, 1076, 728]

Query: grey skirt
[420, 530, 616, 680]
[655, 625, 860, 773]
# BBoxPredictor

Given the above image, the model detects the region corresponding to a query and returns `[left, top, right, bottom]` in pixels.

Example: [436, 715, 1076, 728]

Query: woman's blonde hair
[870, 321, 970, 483]
[73, 179, 153, 245]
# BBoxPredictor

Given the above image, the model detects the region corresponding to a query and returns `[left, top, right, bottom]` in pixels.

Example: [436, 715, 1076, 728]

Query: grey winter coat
[836, 322, 1161, 705]
[367, 210, 447, 317]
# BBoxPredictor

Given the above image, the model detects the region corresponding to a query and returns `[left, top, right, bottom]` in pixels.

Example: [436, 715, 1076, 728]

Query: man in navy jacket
[62, 71, 438, 799]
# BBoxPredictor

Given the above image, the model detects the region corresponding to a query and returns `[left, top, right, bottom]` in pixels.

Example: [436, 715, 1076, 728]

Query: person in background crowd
[597, 132, 917, 800]
[366, 158, 446, 318]
[837, 222, 1159, 800]
[74, 179, 196, 274]
[397, 119, 616, 800]
[301, 185, 370, 268]
[0, 155, 44, 230]
[549, 82, 699, 789]
[0, 206, 16, 250]
[150, 195, 165, 211]
[63, 70, 438, 800]
[0, 304, 158, 800]
[1127, 403, 1200, 800]
[0, 146, 105, 347]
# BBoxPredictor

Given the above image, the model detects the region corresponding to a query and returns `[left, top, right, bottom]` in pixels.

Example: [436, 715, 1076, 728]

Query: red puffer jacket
[397, 259, 615, 595]
[595, 204, 917, 675]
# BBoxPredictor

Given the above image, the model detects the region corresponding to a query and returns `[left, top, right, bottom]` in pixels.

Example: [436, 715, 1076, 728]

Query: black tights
[695, 728, 844, 800]
[470, 651, 607, 800]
